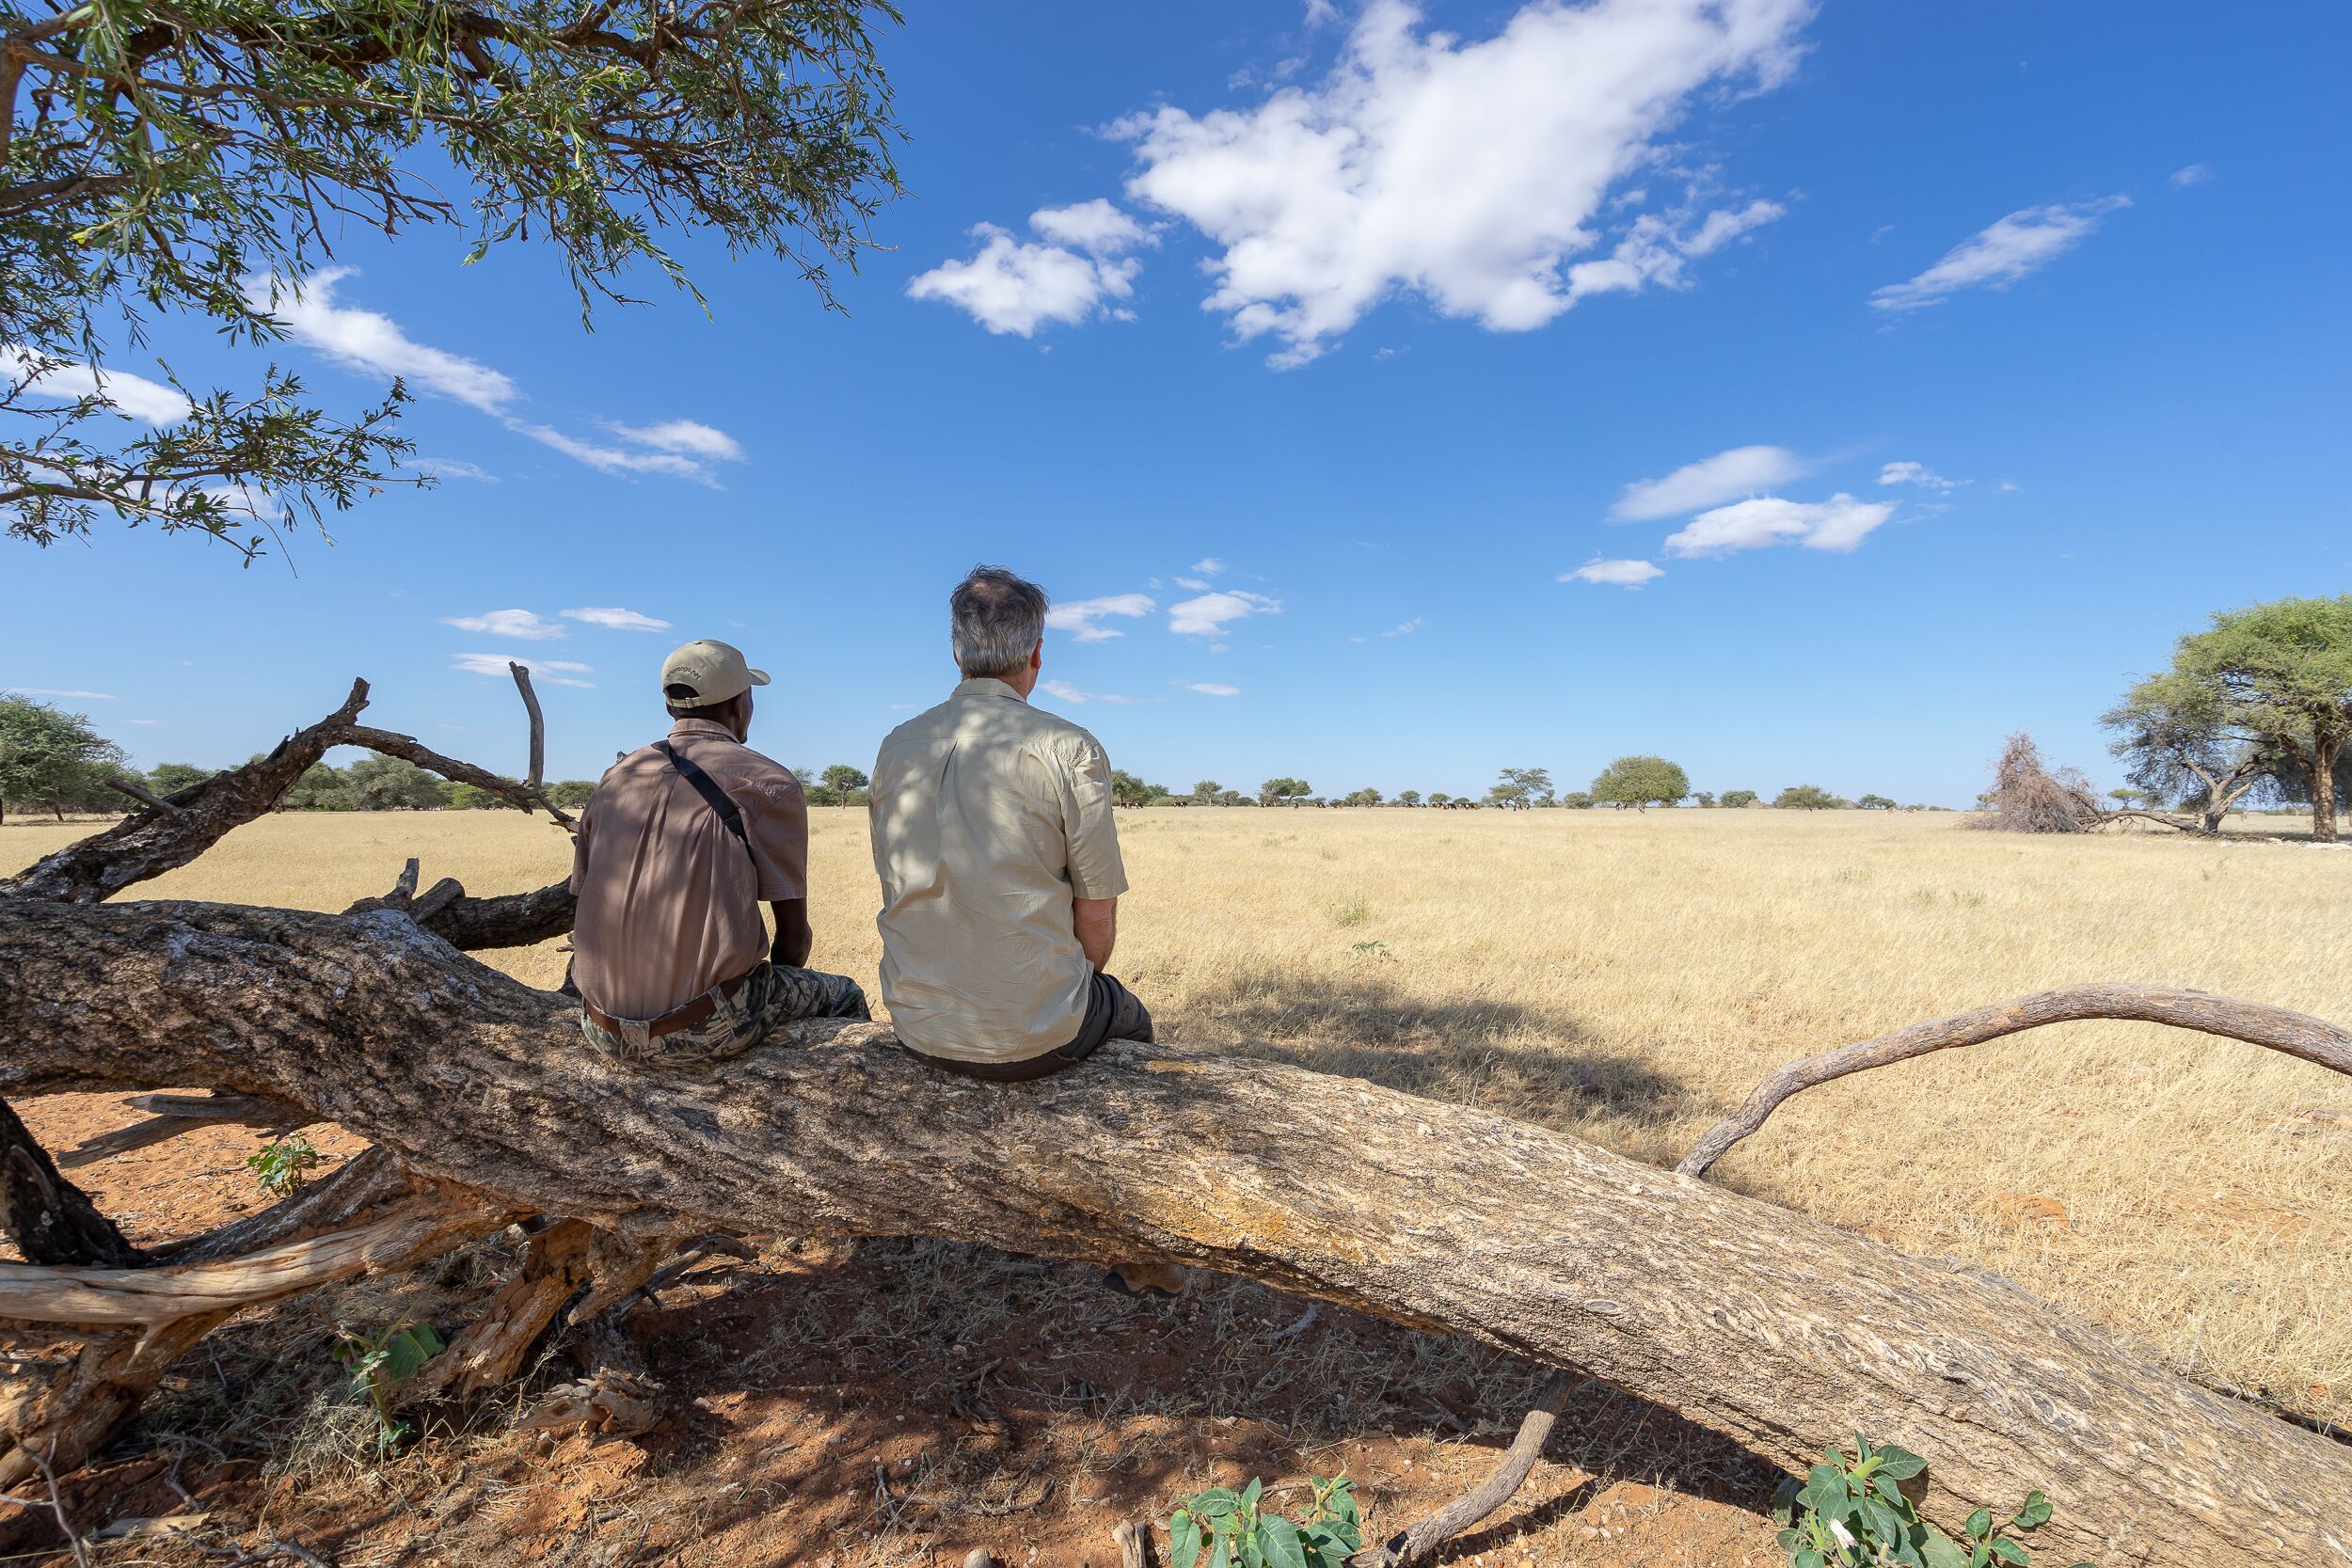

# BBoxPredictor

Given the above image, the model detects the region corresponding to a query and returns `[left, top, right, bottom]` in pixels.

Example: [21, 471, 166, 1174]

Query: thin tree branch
[1678, 984, 2352, 1179]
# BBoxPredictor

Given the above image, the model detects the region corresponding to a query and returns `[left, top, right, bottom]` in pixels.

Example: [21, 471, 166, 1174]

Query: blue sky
[7, 1, 2347, 805]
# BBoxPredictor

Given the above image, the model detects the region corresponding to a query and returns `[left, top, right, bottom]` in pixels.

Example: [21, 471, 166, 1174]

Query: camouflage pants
[580, 961, 870, 1068]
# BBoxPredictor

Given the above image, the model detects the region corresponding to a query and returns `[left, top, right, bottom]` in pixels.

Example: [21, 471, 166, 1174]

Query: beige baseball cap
[660, 639, 770, 706]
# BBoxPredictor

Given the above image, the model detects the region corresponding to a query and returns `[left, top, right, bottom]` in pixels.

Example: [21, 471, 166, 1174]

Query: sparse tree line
[1104, 762, 1938, 812]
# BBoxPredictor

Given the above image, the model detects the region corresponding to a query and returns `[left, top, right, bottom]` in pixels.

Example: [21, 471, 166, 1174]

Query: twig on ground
[1, 1439, 90, 1568]
[1347, 1371, 1575, 1568]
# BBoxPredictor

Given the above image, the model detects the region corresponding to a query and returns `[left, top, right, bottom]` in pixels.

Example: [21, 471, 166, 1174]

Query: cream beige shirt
[870, 677, 1129, 1062]
[569, 719, 808, 1020]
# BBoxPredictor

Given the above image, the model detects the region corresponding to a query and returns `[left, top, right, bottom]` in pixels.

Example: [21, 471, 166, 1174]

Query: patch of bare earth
[4, 1095, 1777, 1567]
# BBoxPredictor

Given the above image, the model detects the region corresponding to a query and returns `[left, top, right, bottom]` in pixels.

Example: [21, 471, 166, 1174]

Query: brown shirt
[869, 677, 1129, 1063]
[569, 719, 809, 1020]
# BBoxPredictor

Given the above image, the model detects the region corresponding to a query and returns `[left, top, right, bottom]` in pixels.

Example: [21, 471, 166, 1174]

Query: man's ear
[1028, 640, 1043, 672]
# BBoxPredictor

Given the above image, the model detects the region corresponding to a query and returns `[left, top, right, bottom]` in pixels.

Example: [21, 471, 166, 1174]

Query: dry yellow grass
[8, 806, 2349, 1432]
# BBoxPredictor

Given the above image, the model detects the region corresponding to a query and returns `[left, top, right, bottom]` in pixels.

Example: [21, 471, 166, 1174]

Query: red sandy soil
[3, 1093, 1781, 1568]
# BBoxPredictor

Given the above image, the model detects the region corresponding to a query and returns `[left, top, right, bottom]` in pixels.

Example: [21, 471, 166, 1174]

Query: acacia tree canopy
[1591, 754, 1688, 810]
[2166, 595, 2352, 842]
[0, 695, 126, 819]
[3, 0, 905, 560]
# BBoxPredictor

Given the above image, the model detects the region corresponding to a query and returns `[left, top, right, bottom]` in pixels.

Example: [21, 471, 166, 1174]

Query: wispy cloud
[1610, 445, 1808, 521]
[441, 609, 566, 641]
[563, 607, 673, 632]
[406, 456, 500, 483]
[598, 420, 745, 463]
[1878, 460, 1963, 492]
[255, 267, 519, 412]
[258, 269, 740, 484]
[3, 347, 195, 424]
[1174, 577, 1213, 591]
[1664, 494, 1893, 556]
[1561, 558, 1663, 588]
[1178, 681, 1241, 696]
[1108, 0, 1811, 365]
[1045, 593, 1157, 642]
[5, 686, 119, 700]
[1040, 677, 1140, 705]
[2169, 163, 2212, 188]
[1168, 590, 1280, 637]
[908, 201, 1155, 336]
[1191, 557, 1228, 577]
[453, 653, 595, 689]
[1380, 617, 1424, 637]
[1870, 197, 2129, 312]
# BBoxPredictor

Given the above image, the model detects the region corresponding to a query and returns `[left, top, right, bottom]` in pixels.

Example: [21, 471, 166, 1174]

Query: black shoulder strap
[653, 740, 755, 866]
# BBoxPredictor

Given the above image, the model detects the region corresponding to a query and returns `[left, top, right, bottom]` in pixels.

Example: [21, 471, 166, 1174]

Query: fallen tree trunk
[3, 897, 2348, 1568]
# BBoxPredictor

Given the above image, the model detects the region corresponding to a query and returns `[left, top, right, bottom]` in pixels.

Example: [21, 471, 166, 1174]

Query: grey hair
[950, 564, 1048, 678]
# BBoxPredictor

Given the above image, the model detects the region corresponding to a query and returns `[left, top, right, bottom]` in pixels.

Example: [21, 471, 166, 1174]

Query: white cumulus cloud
[1870, 197, 2129, 312]
[1561, 558, 1663, 588]
[441, 609, 566, 641]
[1664, 494, 1893, 556]
[2, 347, 195, 424]
[1113, 0, 1812, 365]
[1610, 445, 1807, 520]
[908, 201, 1155, 336]
[2169, 163, 2211, 188]
[1878, 460, 1962, 492]
[1191, 557, 1229, 577]
[1168, 590, 1281, 637]
[563, 607, 673, 632]
[1045, 593, 1157, 642]
[453, 653, 596, 689]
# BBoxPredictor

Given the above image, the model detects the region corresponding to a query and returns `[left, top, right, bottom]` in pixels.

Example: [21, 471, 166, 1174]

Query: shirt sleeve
[741, 765, 810, 902]
[567, 794, 595, 894]
[1057, 733, 1129, 901]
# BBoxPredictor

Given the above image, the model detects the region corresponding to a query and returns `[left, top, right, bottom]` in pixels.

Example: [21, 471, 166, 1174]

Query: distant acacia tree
[1260, 777, 1311, 807]
[1190, 780, 1223, 805]
[1772, 784, 1840, 811]
[1591, 755, 1689, 812]
[1721, 789, 1757, 809]
[1427, 792, 1453, 807]
[447, 783, 515, 810]
[822, 765, 870, 806]
[547, 780, 597, 809]
[1396, 789, 1422, 807]
[1110, 770, 1173, 808]
[0, 695, 127, 821]
[281, 762, 354, 811]
[345, 756, 451, 811]
[1691, 791, 1716, 808]
[2104, 597, 2352, 840]
[3, 0, 904, 560]
[1486, 766, 1552, 809]
[1856, 794, 1897, 810]
[1560, 791, 1593, 809]
[1340, 787, 1384, 807]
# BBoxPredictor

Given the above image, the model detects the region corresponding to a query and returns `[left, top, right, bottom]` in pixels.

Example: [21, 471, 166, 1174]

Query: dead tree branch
[1678, 984, 2352, 1179]
[1347, 1371, 1574, 1568]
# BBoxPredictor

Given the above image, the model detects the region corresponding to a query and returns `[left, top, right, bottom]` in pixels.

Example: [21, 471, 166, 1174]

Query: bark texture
[3, 896, 2348, 1568]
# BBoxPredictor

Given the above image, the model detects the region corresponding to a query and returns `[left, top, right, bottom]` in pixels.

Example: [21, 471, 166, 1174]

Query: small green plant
[1327, 895, 1371, 927]
[1171, 1474, 1360, 1568]
[1349, 939, 1391, 960]
[1772, 1437, 2091, 1568]
[331, 1320, 446, 1450]
[247, 1133, 321, 1196]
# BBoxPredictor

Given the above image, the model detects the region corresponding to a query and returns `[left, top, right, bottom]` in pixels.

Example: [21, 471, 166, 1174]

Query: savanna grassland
[4, 808, 2352, 1568]
[9, 805, 2347, 1433]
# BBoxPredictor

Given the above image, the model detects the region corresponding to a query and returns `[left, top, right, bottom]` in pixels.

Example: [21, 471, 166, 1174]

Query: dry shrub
[1973, 732, 2102, 833]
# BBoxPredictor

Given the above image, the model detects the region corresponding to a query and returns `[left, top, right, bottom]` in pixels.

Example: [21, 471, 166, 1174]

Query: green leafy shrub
[1772, 1436, 2090, 1568]
[247, 1133, 321, 1196]
[332, 1320, 447, 1450]
[1172, 1475, 1360, 1568]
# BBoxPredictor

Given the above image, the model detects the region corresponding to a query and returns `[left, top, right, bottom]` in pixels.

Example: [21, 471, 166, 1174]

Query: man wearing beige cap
[568, 638, 868, 1065]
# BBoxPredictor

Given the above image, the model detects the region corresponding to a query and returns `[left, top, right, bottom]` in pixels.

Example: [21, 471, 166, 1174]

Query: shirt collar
[952, 676, 1026, 704]
[669, 718, 739, 741]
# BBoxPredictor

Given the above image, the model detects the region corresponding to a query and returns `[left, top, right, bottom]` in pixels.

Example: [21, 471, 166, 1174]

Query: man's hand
[1073, 896, 1118, 972]
[771, 899, 814, 970]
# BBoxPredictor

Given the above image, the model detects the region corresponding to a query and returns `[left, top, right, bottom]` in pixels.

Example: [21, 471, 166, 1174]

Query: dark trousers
[913, 971, 1154, 1083]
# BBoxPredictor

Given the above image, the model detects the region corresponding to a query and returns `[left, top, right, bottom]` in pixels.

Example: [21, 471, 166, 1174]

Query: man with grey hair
[569, 637, 869, 1066]
[869, 564, 1154, 1080]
